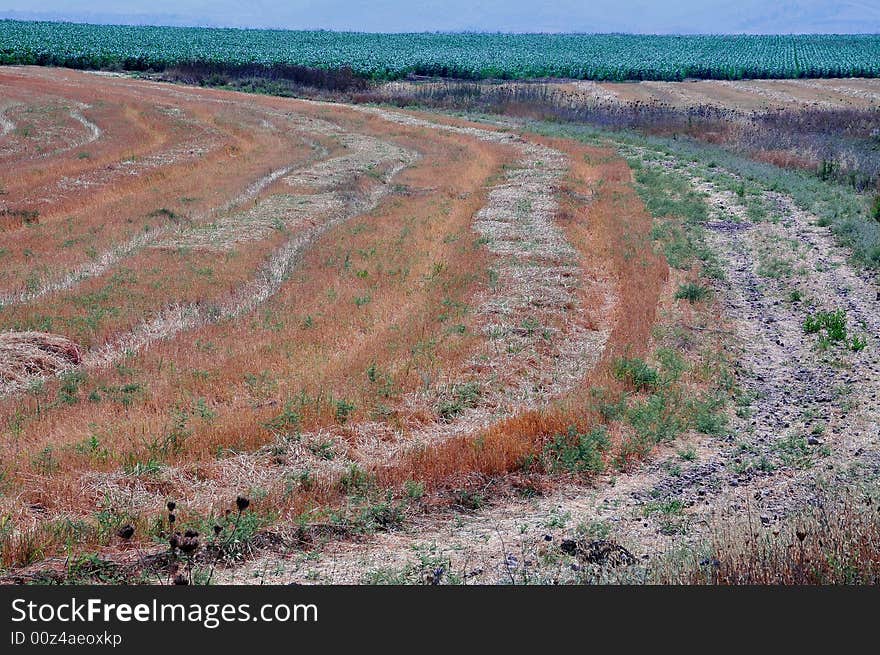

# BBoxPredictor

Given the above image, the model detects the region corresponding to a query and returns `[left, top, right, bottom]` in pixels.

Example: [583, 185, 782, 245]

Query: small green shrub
[437, 382, 481, 421]
[358, 492, 405, 532]
[775, 434, 813, 469]
[334, 399, 356, 423]
[678, 445, 697, 461]
[690, 394, 728, 435]
[674, 282, 711, 303]
[613, 357, 660, 391]
[58, 370, 87, 405]
[308, 440, 335, 460]
[262, 402, 301, 434]
[627, 394, 685, 443]
[404, 480, 425, 500]
[338, 464, 372, 494]
[655, 347, 687, 384]
[803, 309, 847, 345]
[588, 387, 628, 421]
[197, 508, 273, 563]
[451, 488, 485, 511]
[871, 194, 880, 222]
[542, 426, 610, 475]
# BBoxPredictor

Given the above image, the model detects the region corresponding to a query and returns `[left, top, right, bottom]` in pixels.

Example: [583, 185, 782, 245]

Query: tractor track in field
[0, 164, 301, 309]
[0, 99, 225, 229]
[602, 160, 880, 560]
[68, 102, 102, 147]
[35, 105, 223, 204]
[0, 103, 14, 137]
[0, 100, 104, 162]
[1, 95, 605, 423]
[563, 147, 880, 556]
[715, 81, 839, 109]
[786, 79, 880, 105]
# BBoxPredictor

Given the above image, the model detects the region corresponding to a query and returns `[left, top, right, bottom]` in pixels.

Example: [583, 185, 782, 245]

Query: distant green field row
[2, 20, 880, 81]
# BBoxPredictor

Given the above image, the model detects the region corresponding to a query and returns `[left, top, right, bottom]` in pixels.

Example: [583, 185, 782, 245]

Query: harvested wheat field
[1, 65, 879, 586]
[559, 78, 880, 111]
[382, 77, 880, 113]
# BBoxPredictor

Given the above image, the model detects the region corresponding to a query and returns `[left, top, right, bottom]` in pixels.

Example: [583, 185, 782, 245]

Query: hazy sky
[1, 1, 878, 33]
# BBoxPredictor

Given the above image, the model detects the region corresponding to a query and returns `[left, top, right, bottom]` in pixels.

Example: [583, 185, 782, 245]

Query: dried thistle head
[169, 531, 181, 551]
[180, 530, 200, 554]
[796, 528, 807, 542]
[167, 501, 176, 512]
[213, 524, 223, 536]
[236, 496, 250, 512]
[117, 524, 135, 540]
[168, 513, 176, 524]
[172, 573, 189, 585]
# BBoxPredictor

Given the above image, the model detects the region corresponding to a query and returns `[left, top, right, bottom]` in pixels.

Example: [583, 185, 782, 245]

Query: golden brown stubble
[0, 82, 664, 566]
[0, 68, 328, 294]
[0, 111, 514, 526]
[376, 136, 667, 488]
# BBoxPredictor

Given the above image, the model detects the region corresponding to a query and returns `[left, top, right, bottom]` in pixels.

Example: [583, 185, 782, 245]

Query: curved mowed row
[0, 68, 666, 570]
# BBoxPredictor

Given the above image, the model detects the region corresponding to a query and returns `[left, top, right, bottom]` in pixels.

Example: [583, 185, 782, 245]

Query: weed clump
[437, 382, 481, 421]
[802, 308, 862, 350]
[803, 308, 846, 339]
[871, 194, 880, 223]
[542, 426, 610, 475]
[613, 357, 659, 391]
[262, 402, 301, 434]
[162, 494, 264, 585]
[674, 282, 711, 303]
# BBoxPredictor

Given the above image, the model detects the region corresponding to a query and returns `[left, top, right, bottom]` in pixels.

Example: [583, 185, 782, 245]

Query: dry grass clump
[0, 331, 83, 383]
[656, 493, 880, 585]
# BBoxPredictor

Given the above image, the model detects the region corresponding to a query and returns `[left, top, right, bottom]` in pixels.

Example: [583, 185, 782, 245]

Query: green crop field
[2, 19, 880, 81]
